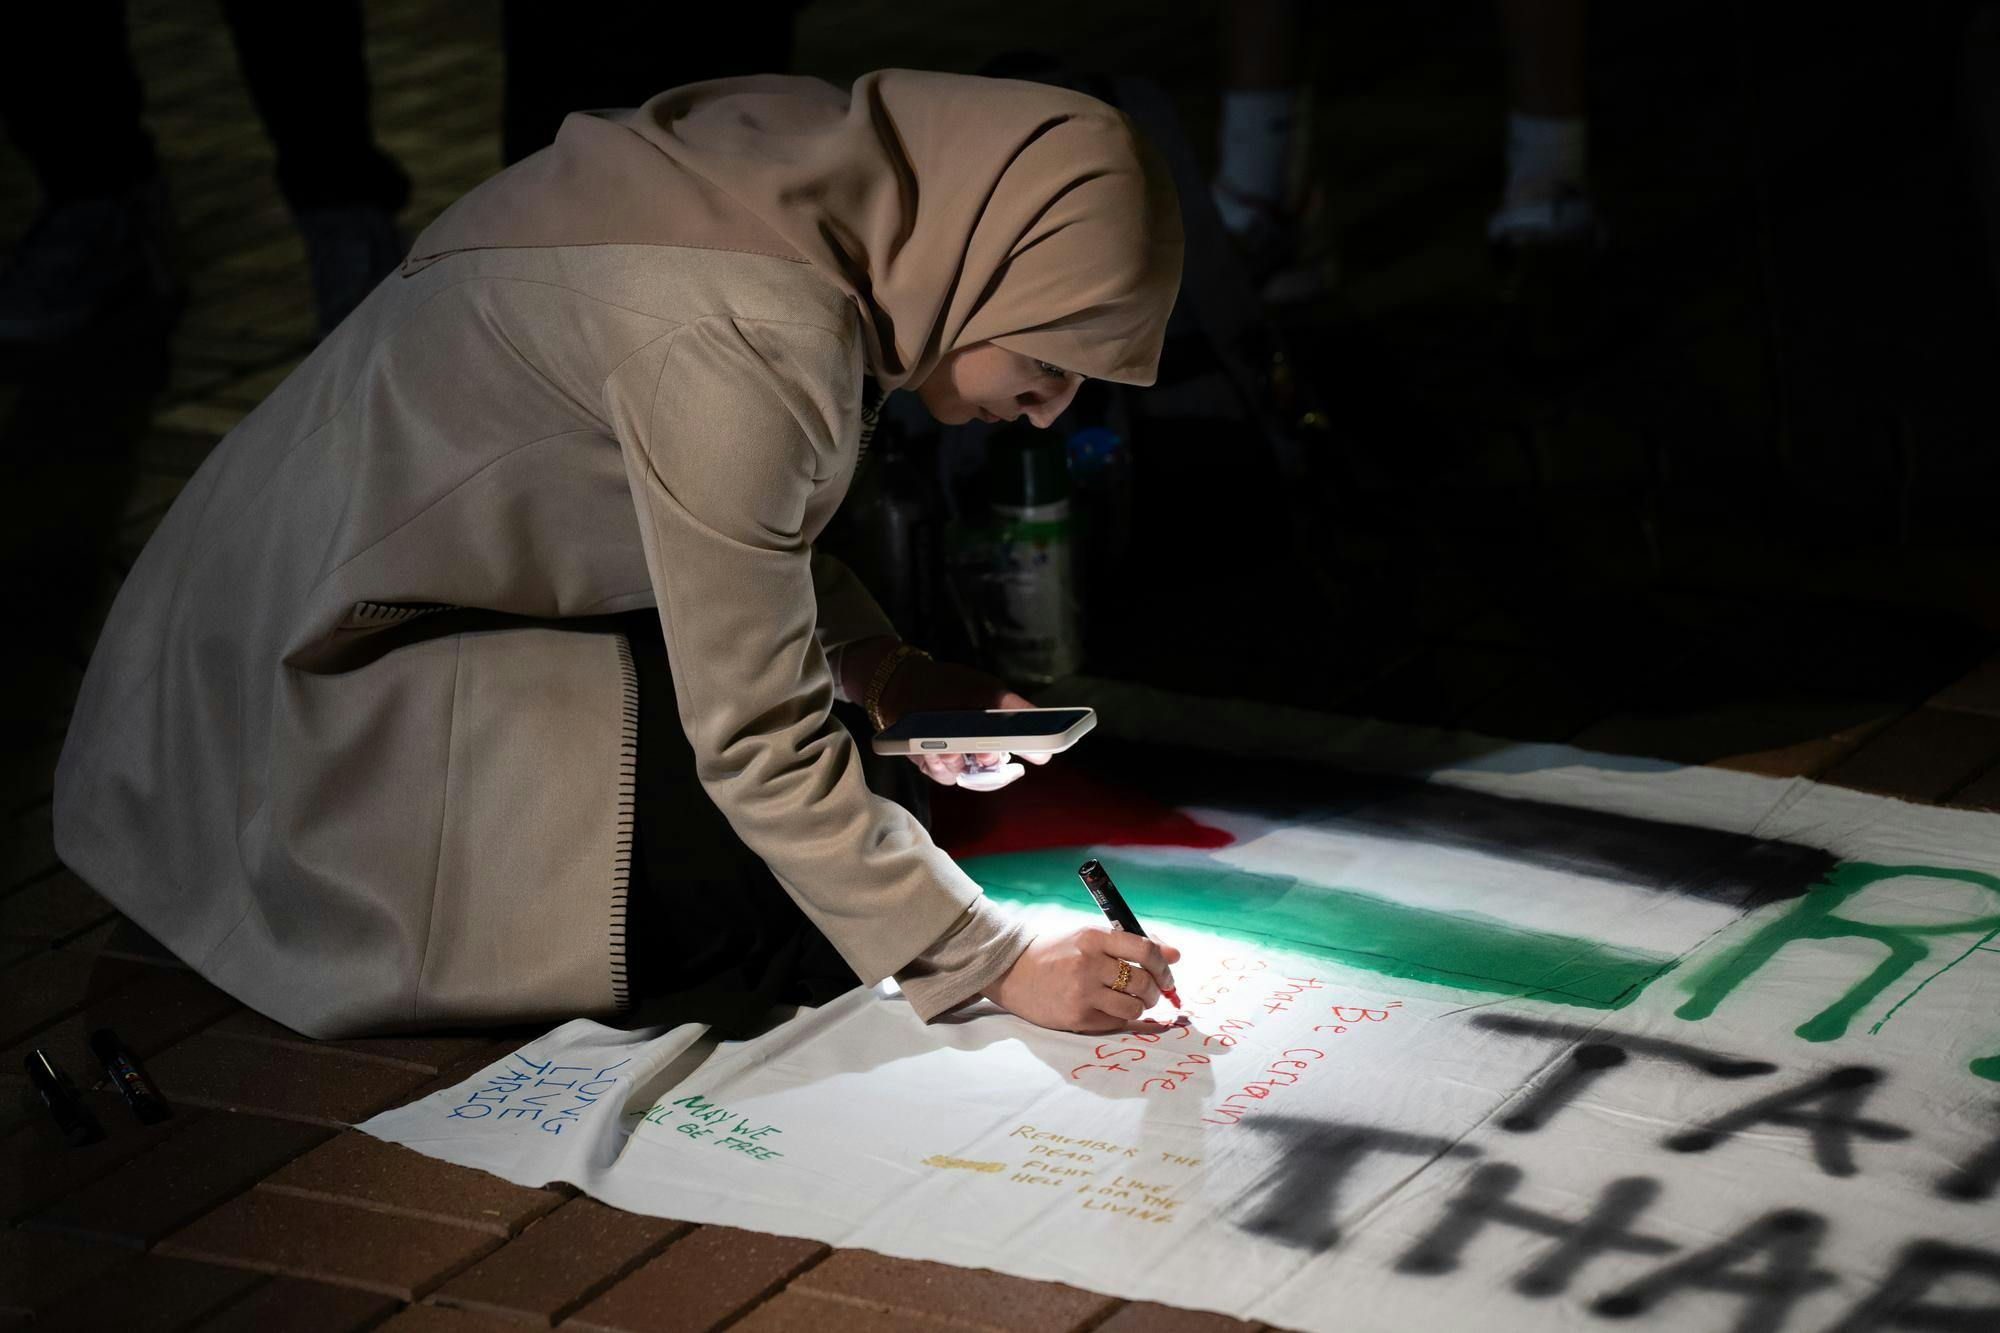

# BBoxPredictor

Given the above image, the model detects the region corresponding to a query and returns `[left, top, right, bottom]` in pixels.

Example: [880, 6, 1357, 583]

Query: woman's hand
[841, 636, 1050, 789]
[982, 926, 1182, 1032]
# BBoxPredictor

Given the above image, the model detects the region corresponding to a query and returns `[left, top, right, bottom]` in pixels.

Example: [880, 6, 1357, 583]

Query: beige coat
[54, 240, 1025, 1037]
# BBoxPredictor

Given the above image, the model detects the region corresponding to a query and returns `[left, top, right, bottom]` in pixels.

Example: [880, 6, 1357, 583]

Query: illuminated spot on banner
[963, 847, 1678, 1010]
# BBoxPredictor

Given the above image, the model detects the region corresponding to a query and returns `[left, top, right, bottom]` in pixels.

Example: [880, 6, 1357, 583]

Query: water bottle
[984, 425, 1081, 684]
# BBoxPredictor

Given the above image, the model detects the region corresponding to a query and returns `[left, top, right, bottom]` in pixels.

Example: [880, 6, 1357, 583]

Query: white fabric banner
[365, 692, 2000, 1332]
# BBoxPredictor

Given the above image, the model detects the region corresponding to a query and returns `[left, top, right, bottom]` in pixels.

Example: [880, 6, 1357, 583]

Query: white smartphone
[870, 706, 1096, 756]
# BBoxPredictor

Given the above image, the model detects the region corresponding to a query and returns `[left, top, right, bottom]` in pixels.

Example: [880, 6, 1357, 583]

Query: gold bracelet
[865, 642, 930, 733]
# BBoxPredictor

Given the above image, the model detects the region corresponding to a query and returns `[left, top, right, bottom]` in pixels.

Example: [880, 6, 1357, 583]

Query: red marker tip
[1163, 988, 1181, 1010]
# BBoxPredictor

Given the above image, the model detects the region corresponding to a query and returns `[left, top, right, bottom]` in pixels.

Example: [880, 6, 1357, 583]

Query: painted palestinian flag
[931, 747, 1834, 1014]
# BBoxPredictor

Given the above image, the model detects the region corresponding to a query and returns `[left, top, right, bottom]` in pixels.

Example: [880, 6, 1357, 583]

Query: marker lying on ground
[91, 1027, 174, 1125]
[1076, 858, 1181, 1009]
[24, 1049, 105, 1147]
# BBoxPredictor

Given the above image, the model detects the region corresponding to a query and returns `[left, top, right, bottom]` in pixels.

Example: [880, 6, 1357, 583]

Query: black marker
[1076, 859, 1180, 1008]
[24, 1049, 105, 1146]
[90, 1028, 173, 1125]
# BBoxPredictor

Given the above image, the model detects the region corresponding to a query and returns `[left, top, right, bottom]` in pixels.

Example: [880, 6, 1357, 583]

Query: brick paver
[382, 1304, 559, 1333]
[0, 1226, 128, 1317]
[0, 1088, 190, 1223]
[1096, 1304, 1269, 1333]
[429, 1198, 689, 1325]
[726, 1290, 971, 1332]
[29, 1253, 266, 1333]
[2, 805, 58, 887]
[1, 963, 241, 1107]
[1929, 654, 2000, 716]
[147, 1029, 437, 1127]
[27, 1111, 330, 1249]
[1820, 708, 2000, 802]
[158, 1188, 503, 1300]
[190, 1278, 400, 1333]
[791, 1249, 1120, 1333]
[0, 869, 115, 946]
[1948, 763, 2000, 814]
[1708, 717, 1893, 782]
[564, 1226, 828, 1333]
[0, 944, 114, 1049]
[98, 916, 194, 967]
[1352, 641, 1527, 728]
[401, 1036, 545, 1102]
[1454, 662, 1645, 746]
[261, 1131, 566, 1236]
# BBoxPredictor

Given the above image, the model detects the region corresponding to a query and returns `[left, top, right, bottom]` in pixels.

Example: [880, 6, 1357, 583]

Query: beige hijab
[402, 69, 1183, 389]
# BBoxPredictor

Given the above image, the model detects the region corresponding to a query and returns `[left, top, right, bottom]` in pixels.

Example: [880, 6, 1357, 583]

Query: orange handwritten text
[1186, 955, 1270, 1010]
[1201, 1047, 1326, 1125]
[1314, 1000, 1403, 1034]
[1200, 997, 1406, 1126]
[1261, 976, 1324, 1015]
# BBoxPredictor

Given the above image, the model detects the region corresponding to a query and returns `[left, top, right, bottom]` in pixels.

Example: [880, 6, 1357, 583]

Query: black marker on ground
[90, 1027, 173, 1125]
[23, 1049, 104, 1147]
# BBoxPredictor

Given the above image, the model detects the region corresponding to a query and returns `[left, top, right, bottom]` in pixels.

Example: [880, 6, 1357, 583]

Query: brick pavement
[6, 1, 2000, 1330]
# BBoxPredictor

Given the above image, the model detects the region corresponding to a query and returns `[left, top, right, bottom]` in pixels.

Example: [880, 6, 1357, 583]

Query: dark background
[5, 0, 1999, 812]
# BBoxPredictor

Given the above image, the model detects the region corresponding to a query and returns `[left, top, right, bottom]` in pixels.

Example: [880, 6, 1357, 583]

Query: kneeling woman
[55, 71, 1183, 1039]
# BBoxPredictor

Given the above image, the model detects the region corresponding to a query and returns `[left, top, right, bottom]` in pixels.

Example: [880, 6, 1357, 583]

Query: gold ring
[1111, 960, 1132, 994]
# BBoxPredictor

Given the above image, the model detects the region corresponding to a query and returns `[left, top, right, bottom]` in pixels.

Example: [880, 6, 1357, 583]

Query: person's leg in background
[0, 2, 182, 346]
[1490, 0, 1596, 247]
[220, 0, 411, 339]
[1212, 0, 1305, 244]
[500, 0, 802, 165]
[1209, 0, 1334, 303]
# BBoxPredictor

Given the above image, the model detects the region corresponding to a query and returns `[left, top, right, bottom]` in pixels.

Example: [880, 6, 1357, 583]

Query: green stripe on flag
[963, 848, 1679, 1010]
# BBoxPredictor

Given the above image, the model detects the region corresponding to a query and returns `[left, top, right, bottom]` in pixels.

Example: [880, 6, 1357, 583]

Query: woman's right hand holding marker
[983, 926, 1181, 1032]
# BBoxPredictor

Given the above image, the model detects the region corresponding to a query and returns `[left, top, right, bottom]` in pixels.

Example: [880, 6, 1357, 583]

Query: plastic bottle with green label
[984, 425, 1081, 684]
